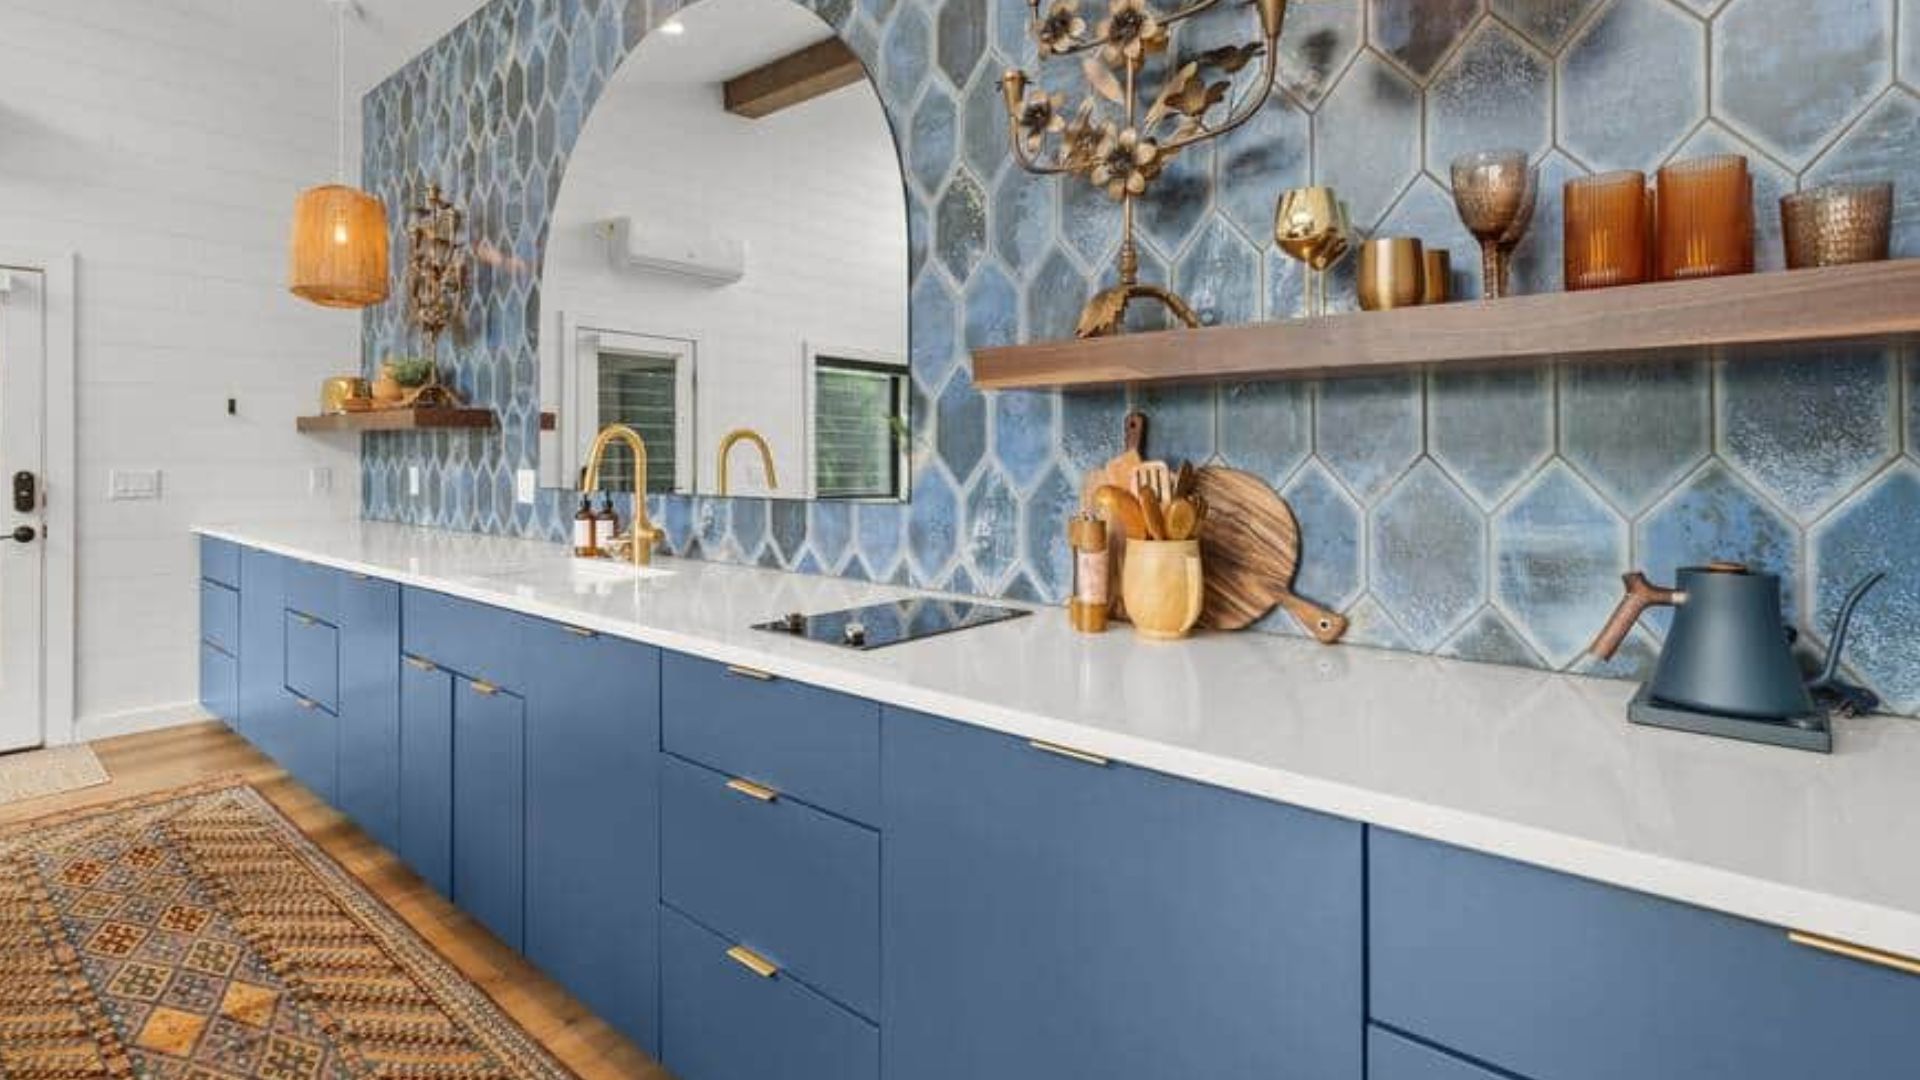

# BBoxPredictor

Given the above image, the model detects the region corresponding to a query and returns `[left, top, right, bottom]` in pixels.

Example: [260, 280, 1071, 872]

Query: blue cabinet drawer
[402, 588, 526, 689]
[1370, 1028, 1515, 1080]
[1370, 829, 1920, 1080]
[283, 690, 339, 801]
[200, 641, 237, 723]
[283, 559, 341, 626]
[661, 653, 880, 824]
[284, 611, 339, 713]
[199, 580, 239, 655]
[200, 535, 241, 588]
[661, 905, 878, 1080]
[662, 753, 879, 1019]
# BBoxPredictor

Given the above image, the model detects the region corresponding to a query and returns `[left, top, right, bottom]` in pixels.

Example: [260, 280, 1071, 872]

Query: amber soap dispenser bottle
[573, 495, 598, 557]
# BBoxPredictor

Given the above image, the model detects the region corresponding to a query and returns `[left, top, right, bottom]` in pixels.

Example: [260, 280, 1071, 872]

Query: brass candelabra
[1000, 0, 1295, 337]
[401, 183, 471, 407]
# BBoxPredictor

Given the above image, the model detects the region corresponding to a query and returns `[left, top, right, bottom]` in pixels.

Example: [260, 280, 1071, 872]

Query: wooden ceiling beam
[723, 38, 865, 120]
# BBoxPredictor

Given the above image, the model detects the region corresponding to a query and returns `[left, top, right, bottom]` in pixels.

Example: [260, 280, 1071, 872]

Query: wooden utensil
[1137, 487, 1169, 540]
[1092, 485, 1148, 542]
[1082, 412, 1149, 508]
[1132, 460, 1174, 507]
[1164, 496, 1201, 542]
[1193, 466, 1349, 642]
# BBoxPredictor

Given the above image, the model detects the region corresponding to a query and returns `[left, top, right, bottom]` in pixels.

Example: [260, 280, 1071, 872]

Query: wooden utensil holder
[1122, 539, 1205, 641]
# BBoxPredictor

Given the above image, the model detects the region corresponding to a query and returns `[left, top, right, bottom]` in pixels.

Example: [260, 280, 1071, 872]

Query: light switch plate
[515, 469, 538, 504]
[408, 465, 421, 497]
[108, 469, 162, 501]
[308, 466, 333, 495]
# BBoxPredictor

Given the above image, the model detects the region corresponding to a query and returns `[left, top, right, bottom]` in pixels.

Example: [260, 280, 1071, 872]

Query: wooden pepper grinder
[1067, 512, 1111, 633]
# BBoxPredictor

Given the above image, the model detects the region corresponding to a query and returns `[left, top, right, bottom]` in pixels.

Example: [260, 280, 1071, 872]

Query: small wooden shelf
[972, 260, 1920, 391]
[294, 409, 558, 434]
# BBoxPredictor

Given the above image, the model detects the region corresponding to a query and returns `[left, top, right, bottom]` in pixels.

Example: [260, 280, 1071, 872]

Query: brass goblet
[1450, 150, 1535, 300]
[1275, 186, 1352, 317]
[1357, 238, 1426, 311]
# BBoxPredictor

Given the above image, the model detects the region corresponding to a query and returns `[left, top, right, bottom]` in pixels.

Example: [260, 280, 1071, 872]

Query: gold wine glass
[1449, 150, 1534, 300]
[1275, 186, 1352, 317]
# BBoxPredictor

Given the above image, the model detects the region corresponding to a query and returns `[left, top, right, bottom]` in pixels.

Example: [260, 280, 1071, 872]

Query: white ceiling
[621, 0, 840, 86]
[342, 0, 496, 95]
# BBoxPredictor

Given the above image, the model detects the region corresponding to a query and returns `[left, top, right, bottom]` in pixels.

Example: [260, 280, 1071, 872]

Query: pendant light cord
[335, 0, 348, 183]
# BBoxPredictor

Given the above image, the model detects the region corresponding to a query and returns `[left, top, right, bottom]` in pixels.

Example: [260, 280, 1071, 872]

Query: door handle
[7, 526, 33, 544]
[725, 945, 780, 979]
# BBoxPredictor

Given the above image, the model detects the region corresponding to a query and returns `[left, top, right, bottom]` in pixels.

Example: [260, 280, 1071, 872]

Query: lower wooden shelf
[295, 409, 557, 433]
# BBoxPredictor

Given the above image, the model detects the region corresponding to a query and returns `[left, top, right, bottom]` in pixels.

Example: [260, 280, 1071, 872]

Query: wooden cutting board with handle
[1080, 411, 1148, 508]
[1193, 466, 1348, 642]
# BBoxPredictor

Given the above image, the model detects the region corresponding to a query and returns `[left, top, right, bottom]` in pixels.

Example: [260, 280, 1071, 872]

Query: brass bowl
[321, 376, 371, 414]
[1358, 238, 1426, 311]
[1781, 182, 1893, 269]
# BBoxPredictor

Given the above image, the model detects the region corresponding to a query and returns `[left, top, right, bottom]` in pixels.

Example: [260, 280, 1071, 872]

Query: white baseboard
[71, 701, 213, 744]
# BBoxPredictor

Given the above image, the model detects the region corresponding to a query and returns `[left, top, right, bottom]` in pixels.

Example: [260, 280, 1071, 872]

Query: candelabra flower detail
[1001, 0, 1294, 337]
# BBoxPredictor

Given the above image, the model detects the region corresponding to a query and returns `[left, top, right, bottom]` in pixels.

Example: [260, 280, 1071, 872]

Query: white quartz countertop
[198, 519, 1920, 961]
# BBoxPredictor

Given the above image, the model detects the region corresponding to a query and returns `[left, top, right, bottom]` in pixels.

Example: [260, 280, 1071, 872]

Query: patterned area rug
[0, 781, 575, 1080]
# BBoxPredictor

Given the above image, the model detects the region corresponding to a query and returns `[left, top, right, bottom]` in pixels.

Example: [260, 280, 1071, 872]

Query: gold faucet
[717, 428, 779, 497]
[581, 423, 664, 566]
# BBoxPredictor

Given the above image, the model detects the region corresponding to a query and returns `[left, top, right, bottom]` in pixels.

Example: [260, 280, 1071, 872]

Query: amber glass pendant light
[290, 0, 390, 309]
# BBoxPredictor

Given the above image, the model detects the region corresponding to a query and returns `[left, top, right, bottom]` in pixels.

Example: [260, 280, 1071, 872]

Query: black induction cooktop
[752, 598, 1029, 651]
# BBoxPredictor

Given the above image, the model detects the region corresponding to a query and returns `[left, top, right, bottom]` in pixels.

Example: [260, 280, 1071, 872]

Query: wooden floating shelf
[295, 408, 557, 433]
[972, 260, 1920, 392]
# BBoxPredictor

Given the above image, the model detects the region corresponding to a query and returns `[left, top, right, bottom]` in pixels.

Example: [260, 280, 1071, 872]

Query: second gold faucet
[717, 428, 778, 496]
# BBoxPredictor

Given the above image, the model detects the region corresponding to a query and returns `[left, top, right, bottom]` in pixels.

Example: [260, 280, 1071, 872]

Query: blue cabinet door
[1369, 1028, 1515, 1080]
[199, 643, 237, 722]
[399, 657, 454, 896]
[882, 707, 1365, 1080]
[236, 548, 287, 751]
[282, 693, 338, 803]
[453, 677, 525, 951]
[337, 574, 401, 853]
[524, 622, 660, 1053]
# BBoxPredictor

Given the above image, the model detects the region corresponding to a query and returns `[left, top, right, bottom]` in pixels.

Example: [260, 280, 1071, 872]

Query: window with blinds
[813, 357, 908, 500]
[595, 351, 680, 492]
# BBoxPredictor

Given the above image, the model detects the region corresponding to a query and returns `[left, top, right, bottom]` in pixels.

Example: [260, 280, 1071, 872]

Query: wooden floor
[0, 721, 672, 1080]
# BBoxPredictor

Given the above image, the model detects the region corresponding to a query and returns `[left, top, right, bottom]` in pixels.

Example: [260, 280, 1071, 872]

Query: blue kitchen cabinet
[336, 573, 401, 852]
[1369, 1028, 1514, 1080]
[882, 707, 1365, 1080]
[453, 676, 526, 950]
[198, 539, 240, 723]
[1370, 828, 1920, 1080]
[398, 656, 454, 896]
[524, 621, 661, 1053]
[279, 609, 339, 802]
[235, 547, 288, 754]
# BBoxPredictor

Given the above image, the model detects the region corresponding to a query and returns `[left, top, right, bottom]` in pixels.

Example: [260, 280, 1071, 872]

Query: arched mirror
[537, 0, 910, 503]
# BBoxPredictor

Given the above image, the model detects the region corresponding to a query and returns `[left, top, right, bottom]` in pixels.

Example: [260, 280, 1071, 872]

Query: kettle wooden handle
[1589, 572, 1682, 660]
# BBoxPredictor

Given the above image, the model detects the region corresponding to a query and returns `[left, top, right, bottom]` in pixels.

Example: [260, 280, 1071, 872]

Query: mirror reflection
[538, 0, 910, 502]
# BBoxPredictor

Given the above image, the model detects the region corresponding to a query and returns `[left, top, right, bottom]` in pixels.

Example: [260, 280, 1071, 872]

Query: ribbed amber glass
[1654, 155, 1753, 282]
[1564, 170, 1649, 291]
[289, 184, 391, 309]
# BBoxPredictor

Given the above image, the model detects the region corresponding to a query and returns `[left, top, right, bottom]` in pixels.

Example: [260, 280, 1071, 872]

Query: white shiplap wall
[0, 0, 481, 740]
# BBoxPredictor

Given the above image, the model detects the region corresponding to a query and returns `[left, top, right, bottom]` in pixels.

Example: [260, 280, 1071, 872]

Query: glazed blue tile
[1264, 249, 1306, 319]
[1440, 608, 1548, 669]
[964, 466, 1020, 587]
[1368, 0, 1481, 81]
[907, 84, 959, 195]
[882, 4, 934, 105]
[1283, 461, 1365, 609]
[1714, 0, 1891, 167]
[992, 169, 1055, 279]
[1216, 95, 1310, 244]
[911, 270, 961, 389]
[936, 169, 989, 281]
[992, 0, 1039, 64]
[1558, 356, 1710, 513]
[1173, 219, 1261, 328]
[908, 464, 961, 578]
[1492, 0, 1602, 51]
[1136, 142, 1215, 260]
[856, 501, 907, 577]
[768, 499, 808, 565]
[1373, 176, 1481, 300]
[1370, 461, 1488, 648]
[1059, 163, 1122, 266]
[1507, 150, 1580, 297]
[731, 497, 770, 560]
[1675, 122, 1793, 273]
[935, 371, 989, 484]
[991, 390, 1059, 490]
[1220, 381, 1312, 486]
[1428, 366, 1553, 508]
[1909, 355, 1919, 461]
[1571, 624, 1661, 682]
[1313, 50, 1422, 229]
[1276, 0, 1362, 105]
[1021, 463, 1079, 602]
[657, 494, 694, 553]
[1493, 463, 1628, 667]
[1135, 384, 1217, 465]
[1425, 22, 1552, 177]
[1316, 374, 1423, 500]
[1558, 0, 1706, 171]
[935, 0, 987, 88]
[1026, 249, 1089, 341]
[1340, 596, 1416, 651]
[961, 62, 1010, 183]
[1060, 388, 1130, 475]
[1803, 89, 1920, 258]
[963, 262, 1021, 349]
[696, 499, 735, 558]
[862, 0, 900, 25]
[1905, 0, 1919, 88]
[1810, 463, 1920, 713]
[1637, 463, 1802, 637]
[794, 549, 826, 576]
[1716, 345, 1897, 522]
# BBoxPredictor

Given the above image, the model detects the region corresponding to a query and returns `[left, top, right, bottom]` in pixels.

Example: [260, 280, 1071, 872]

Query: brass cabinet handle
[1028, 739, 1111, 767]
[1789, 931, 1920, 978]
[470, 680, 500, 697]
[564, 625, 596, 638]
[404, 656, 437, 672]
[725, 945, 779, 979]
[294, 697, 318, 711]
[294, 613, 318, 626]
[350, 572, 370, 581]
[725, 664, 775, 682]
[725, 777, 779, 803]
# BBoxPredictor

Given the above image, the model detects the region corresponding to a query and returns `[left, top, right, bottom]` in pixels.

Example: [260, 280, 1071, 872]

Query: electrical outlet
[108, 469, 162, 501]
[408, 465, 421, 497]
[308, 466, 333, 495]
[515, 469, 538, 505]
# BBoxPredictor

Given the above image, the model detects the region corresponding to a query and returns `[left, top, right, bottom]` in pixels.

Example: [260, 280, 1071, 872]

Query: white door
[0, 268, 46, 751]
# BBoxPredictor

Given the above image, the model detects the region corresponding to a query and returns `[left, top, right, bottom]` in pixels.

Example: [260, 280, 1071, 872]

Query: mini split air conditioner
[605, 217, 746, 285]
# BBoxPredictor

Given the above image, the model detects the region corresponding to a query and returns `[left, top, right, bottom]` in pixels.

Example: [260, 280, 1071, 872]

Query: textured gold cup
[1357, 237, 1426, 311]
[1422, 249, 1452, 304]
[321, 376, 370, 414]
[1781, 182, 1893, 269]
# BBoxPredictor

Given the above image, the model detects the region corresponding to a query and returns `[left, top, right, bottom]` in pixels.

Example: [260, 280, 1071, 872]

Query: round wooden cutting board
[1193, 466, 1348, 641]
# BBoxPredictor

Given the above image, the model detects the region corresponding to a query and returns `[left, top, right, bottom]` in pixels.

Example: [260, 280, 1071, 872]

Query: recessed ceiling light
[658, 19, 686, 35]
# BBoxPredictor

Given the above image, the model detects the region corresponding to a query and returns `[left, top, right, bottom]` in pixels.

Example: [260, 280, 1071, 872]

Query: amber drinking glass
[1781, 182, 1893, 269]
[1655, 155, 1753, 281]
[1564, 171, 1649, 290]
[1450, 150, 1536, 300]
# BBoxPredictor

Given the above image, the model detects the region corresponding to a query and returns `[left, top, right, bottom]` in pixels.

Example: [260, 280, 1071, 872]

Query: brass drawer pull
[294, 697, 319, 711]
[725, 664, 775, 682]
[293, 613, 318, 626]
[1789, 931, 1920, 978]
[564, 625, 597, 638]
[725, 945, 779, 979]
[350, 572, 370, 581]
[725, 777, 779, 803]
[404, 656, 437, 672]
[470, 680, 501, 697]
[1028, 739, 1110, 767]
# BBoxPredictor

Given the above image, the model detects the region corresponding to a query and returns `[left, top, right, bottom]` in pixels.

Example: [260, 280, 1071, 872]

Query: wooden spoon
[1092, 485, 1148, 541]
[1137, 488, 1169, 540]
[1164, 496, 1201, 542]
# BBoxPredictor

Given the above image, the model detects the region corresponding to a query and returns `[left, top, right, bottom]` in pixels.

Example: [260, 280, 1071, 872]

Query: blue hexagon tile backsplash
[361, 0, 1920, 714]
